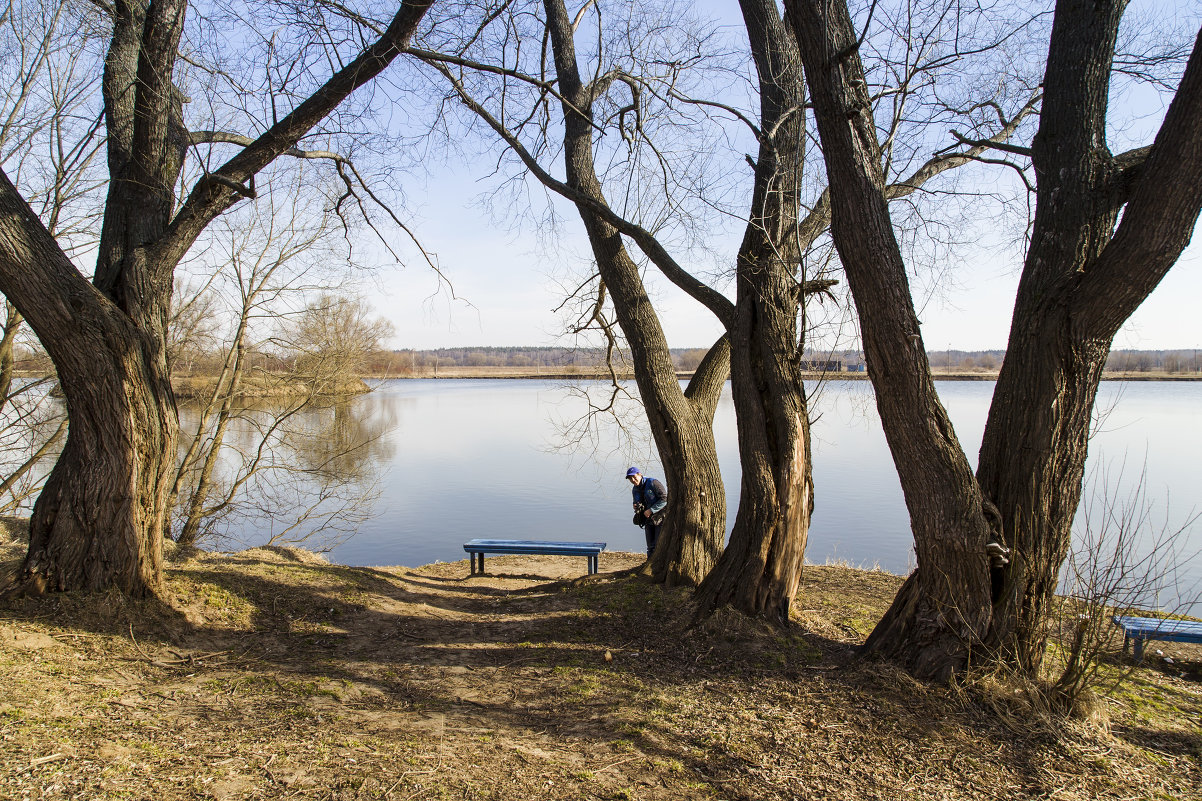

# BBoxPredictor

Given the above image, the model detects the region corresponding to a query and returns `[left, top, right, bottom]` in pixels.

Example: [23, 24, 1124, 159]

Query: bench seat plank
[1112, 615, 1202, 660]
[463, 539, 607, 575]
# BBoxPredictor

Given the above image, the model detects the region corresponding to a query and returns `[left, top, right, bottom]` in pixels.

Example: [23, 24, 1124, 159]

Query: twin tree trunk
[542, 0, 819, 611]
[1, 0, 183, 597]
[695, 0, 815, 624]
[546, 0, 820, 609]
[543, 0, 728, 586]
[789, 0, 1202, 678]
[981, 12, 1202, 671]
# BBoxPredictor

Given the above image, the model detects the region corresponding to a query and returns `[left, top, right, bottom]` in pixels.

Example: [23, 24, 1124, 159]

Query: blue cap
[626, 466, 641, 477]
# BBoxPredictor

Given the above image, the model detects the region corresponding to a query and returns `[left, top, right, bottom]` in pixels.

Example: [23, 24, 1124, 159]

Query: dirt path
[2, 543, 1200, 800]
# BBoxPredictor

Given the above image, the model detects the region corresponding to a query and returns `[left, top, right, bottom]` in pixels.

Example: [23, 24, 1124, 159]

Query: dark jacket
[632, 477, 667, 524]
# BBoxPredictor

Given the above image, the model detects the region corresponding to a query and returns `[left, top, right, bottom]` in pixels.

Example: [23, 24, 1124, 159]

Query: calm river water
[218, 378, 1201, 610]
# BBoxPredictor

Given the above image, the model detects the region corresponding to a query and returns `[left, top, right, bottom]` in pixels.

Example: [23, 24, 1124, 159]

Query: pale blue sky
[368, 0, 1202, 353]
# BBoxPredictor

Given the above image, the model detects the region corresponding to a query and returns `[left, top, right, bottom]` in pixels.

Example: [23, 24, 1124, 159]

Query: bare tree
[692, 0, 813, 622]
[0, 0, 434, 597]
[414, 0, 734, 586]
[788, 0, 1202, 678]
[420, 0, 1039, 621]
[169, 189, 358, 549]
[280, 293, 396, 395]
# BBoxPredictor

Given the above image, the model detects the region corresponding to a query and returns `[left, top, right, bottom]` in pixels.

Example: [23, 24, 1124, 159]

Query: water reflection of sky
[231, 378, 1198, 613]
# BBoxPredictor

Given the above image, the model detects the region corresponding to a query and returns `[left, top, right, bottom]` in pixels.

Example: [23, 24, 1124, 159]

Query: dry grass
[1, 530, 1199, 800]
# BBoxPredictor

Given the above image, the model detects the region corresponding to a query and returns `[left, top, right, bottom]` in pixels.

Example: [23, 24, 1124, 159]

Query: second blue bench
[463, 539, 606, 576]
[1112, 615, 1202, 660]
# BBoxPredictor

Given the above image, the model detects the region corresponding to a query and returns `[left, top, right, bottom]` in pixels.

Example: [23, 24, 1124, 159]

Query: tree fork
[693, 0, 815, 624]
[543, 0, 728, 586]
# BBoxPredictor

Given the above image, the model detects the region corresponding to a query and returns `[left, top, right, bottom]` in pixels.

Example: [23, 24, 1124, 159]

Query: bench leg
[1133, 637, 1145, 662]
[589, 555, 598, 574]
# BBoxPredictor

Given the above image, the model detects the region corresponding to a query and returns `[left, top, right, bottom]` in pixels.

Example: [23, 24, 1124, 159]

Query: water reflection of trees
[0, 377, 66, 514]
[174, 394, 397, 551]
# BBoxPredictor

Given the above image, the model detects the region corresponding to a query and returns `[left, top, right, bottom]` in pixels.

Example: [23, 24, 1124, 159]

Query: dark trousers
[644, 522, 661, 556]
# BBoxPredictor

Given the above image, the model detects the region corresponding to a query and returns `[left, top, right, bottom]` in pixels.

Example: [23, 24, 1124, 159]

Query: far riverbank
[371, 365, 1202, 381]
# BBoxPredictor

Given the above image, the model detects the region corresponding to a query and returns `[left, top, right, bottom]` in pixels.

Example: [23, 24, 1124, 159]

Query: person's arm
[646, 479, 667, 514]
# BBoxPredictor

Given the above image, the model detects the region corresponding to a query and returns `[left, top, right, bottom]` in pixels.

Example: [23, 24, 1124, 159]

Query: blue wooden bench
[1112, 615, 1202, 660]
[463, 539, 607, 576]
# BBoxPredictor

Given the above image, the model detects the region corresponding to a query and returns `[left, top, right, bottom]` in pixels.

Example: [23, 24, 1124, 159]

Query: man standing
[626, 467, 667, 559]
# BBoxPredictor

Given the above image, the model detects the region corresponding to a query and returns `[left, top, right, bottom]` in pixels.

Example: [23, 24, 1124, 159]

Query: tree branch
[1077, 27, 1202, 338]
[155, 0, 434, 270]
[947, 131, 1033, 158]
[429, 61, 735, 326]
[683, 333, 730, 420]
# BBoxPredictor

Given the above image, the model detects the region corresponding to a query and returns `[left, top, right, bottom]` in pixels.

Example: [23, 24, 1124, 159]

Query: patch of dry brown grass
[0, 536, 1199, 800]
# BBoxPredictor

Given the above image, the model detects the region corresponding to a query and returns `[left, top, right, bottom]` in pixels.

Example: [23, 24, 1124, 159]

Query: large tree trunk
[979, 12, 1202, 671]
[788, 0, 998, 677]
[694, 0, 815, 624]
[789, 0, 1202, 678]
[696, 281, 814, 623]
[11, 0, 187, 596]
[26, 334, 174, 596]
[0, 169, 175, 596]
[543, 0, 727, 586]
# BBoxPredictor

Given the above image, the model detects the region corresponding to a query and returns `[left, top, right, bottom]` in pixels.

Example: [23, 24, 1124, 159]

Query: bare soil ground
[1, 529, 1200, 801]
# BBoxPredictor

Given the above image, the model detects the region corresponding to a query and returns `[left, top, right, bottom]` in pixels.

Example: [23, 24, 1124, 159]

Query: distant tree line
[14, 342, 1202, 377]
[1105, 350, 1202, 373]
[378, 346, 691, 372]
[365, 347, 1202, 375]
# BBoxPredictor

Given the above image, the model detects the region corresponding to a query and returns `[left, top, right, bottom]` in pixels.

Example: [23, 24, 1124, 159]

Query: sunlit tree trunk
[980, 9, 1202, 672]
[789, 0, 1202, 678]
[0, 173, 176, 594]
[0, 0, 434, 596]
[695, 0, 814, 624]
[543, 0, 728, 586]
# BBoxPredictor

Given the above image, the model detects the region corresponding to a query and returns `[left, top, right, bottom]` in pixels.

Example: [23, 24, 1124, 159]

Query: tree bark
[789, 0, 1202, 678]
[0, 168, 174, 596]
[980, 15, 1202, 670]
[542, 0, 728, 586]
[694, 0, 815, 625]
[789, 0, 999, 677]
[1, 0, 434, 596]
[648, 335, 730, 586]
